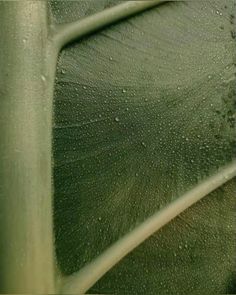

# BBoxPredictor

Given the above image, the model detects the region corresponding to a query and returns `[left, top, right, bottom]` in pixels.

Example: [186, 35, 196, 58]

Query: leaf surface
[52, 1, 236, 293]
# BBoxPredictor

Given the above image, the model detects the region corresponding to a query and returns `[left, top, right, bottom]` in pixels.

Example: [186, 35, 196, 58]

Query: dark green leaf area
[53, 1, 236, 293]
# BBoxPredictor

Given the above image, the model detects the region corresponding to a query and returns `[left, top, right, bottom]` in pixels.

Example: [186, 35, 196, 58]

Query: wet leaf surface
[52, 1, 236, 293]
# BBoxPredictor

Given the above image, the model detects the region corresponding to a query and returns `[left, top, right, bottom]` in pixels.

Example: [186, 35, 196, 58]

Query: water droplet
[208, 75, 212, 79]
[83, 86, 87, 90]
[61, 69, 66, 74]
[41, 75, 46, 82]
[98, 217, 102, 221]
[141, 142, 146, 147]
[109, 56, 113, 61]
[22, 38, 27, 43]
[114, 117, 120, 122]
[122, 89, 127, 93]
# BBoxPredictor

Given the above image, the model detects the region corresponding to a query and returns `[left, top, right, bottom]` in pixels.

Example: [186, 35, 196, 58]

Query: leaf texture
[52, 1, 236, 293]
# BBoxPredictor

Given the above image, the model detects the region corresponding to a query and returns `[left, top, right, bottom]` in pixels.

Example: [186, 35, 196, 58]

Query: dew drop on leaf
[41, 75, 46, 82]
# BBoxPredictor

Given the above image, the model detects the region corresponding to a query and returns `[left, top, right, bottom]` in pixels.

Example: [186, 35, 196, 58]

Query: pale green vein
[52, 0, 168, 50]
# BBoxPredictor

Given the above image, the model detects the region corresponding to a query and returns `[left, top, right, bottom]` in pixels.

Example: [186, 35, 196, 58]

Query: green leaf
[52, 1, 236, 293]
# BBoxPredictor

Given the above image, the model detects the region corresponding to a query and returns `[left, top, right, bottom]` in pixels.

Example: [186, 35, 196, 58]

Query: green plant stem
[61, 161, 236, 294]
[0, 2, 58, 293]
[53, 0, 167, 49]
